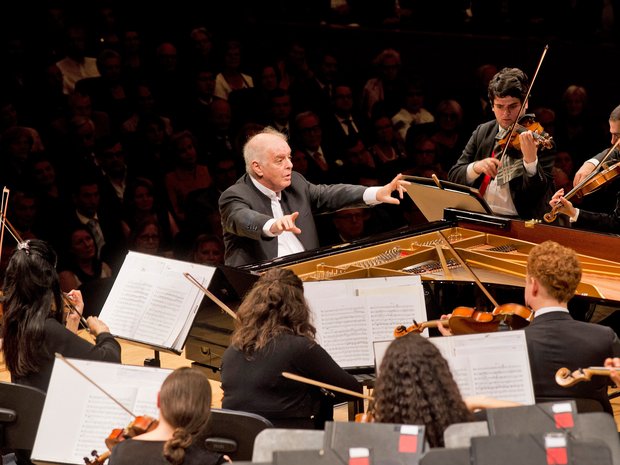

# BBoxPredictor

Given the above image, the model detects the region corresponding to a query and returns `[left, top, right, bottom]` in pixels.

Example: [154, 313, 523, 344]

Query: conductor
[219, 127, 408, 267]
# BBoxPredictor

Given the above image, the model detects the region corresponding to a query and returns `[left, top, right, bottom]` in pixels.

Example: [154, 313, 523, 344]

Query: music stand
[403, 176, 493, 222]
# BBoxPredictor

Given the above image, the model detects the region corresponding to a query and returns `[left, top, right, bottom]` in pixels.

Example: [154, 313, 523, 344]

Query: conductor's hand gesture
[376, 174, 410, 205]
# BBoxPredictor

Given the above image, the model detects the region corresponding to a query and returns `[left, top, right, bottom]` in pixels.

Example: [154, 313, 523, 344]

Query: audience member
[214, 39, 254, 101]
[57, 225, 112, 292]
[361, 48, 405, 119]
[165, 130, 212, 224]
[191, 234, 225, 266]
[55, 24, 100, 95]
[431, 99, 467, 171]
[392, 78, 435, 143]
[122, 177, 179, 254]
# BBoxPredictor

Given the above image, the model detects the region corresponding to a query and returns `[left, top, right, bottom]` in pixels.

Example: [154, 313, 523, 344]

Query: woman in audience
[221, 268, 362, 429]
[164, 130, 211, 224]
[57, 225, 113, 293]
[372, 333, 517, 447]
[123, 177, 178, 254]
[129, 219, 171, 257]
[2, 239, 120, 392]
[109, 367, 227, 465]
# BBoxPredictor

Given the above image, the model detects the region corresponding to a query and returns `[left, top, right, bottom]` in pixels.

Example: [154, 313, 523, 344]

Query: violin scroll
[555, 367, 592, 387]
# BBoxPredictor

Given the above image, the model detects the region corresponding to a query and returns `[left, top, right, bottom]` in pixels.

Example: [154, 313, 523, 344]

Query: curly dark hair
[160, 368, 213, 465]
[231, 268, 316, 356]
[487, 67, 529, 103]
[2, 239, 64, 376]
[371, 334, 472, 447]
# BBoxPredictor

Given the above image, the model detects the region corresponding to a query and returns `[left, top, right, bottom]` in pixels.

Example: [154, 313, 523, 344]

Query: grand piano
[185, 209, 620, 377]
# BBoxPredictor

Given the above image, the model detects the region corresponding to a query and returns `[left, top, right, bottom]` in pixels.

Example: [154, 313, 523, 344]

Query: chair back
[252, 428, 324, 462]
[0, 381, 46, 450]
[204, 408, 273, 461]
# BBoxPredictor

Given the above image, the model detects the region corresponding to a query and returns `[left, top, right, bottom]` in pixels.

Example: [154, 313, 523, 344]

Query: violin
[394, 306, 498, 337]
[394, 303, 532, 338]
[491, 303, 532, 330]
[496, 114, 554, 152]
[554, 366, 617, 388]
[84, 415, 159, 464]
[544, 141, 620, 223]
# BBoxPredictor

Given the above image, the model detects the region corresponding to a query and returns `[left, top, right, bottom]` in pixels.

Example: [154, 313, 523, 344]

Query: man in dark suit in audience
[523, 240, 620, 413]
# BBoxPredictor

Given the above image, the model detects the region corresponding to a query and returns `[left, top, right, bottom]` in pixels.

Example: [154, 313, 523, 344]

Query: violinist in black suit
[523, 240, 620, 413]
[448, 67, 555, 219]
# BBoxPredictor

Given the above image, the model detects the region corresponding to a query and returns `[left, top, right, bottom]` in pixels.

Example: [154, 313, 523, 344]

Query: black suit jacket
[219, 172, 367, 267]
[524, 311, 620, 413]
[448, 120, 555, 219]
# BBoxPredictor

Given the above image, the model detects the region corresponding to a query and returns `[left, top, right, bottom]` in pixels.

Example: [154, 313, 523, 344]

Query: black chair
[0, 382, 46, 460]
[204, 408, 273, 461]
[471, 433, 613, 465]
[420, 447, 470, 465]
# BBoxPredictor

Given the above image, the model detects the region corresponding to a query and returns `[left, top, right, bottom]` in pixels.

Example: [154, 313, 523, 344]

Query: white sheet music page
[31, 358, 171, 465]
[429, 331, 535, 404]
[98, 251, 215, 351]
[304, 276, 427, 368]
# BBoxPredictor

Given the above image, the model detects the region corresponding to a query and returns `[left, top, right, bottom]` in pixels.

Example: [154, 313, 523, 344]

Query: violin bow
[56, 353, 137, 417]
[437, 230, 500, 309]
[183, 272, 238, 320]
[0, 187, 9, 269]
[282, 371, 373, 401]
[497, 44, 549, 162]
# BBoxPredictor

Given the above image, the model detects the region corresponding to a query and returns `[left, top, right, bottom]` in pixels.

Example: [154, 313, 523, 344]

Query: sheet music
[429, 331, 535, 404]
[99, 251, 215, 351]
[32, 358, 170, 465]
[373, 332, 534, 404]
[304, 276, 427, 368]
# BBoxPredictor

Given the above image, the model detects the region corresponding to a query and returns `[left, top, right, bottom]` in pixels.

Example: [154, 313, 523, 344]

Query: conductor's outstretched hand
[376, 174, 410, 205]
[270, 211, 302, 235]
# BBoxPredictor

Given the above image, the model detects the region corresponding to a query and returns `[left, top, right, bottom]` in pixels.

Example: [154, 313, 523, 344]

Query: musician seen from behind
[523, 240, 620, 413]
[218, 127, 409, 267]
[1, 239, 120, 393]
[220, 268, 362, 429]
[550, 104, 620, 231]
[448, 67, 555, 219]
[109, 367, 227, 465]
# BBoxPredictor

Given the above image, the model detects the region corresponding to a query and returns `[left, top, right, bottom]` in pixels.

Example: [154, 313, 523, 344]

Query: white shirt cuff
[523, 157, 538, 175]
[586, 159, 600, 168]
[466, 162, 479, 184]
[569, 208, 580, 223]
[263, 219, 278, 236]
[364, 186, 382, 205]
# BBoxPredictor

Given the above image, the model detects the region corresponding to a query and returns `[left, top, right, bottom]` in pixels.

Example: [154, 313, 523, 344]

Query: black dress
[221, 333, 362, 429]
[11, 317, 121, 392]
[109, 439, 226, 465]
